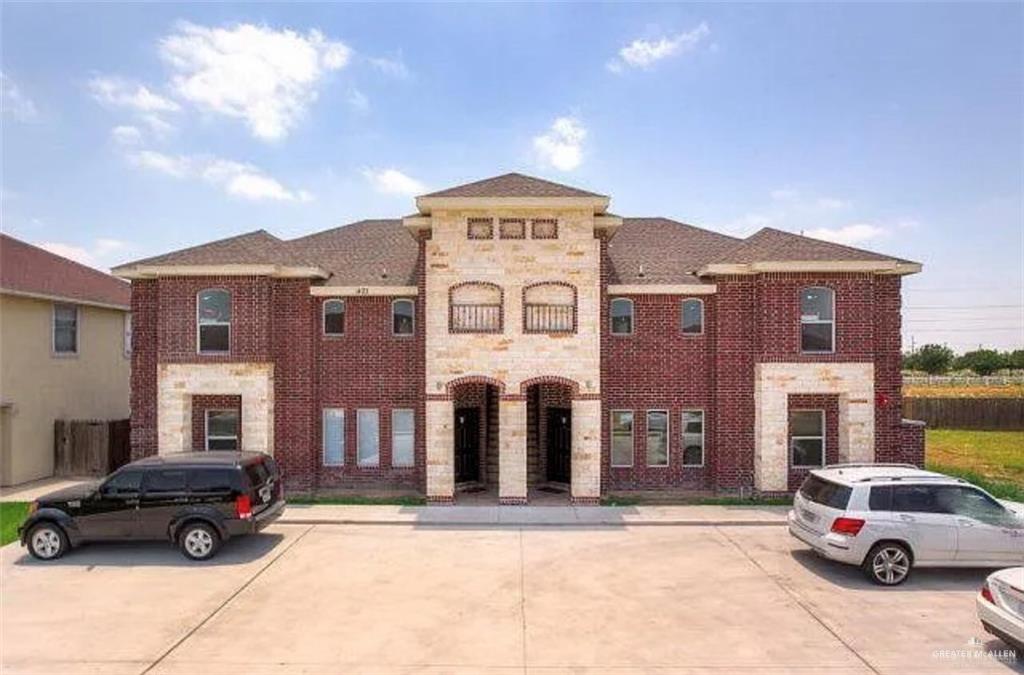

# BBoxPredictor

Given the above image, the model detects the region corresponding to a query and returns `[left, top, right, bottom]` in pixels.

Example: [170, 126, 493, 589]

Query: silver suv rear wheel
[864, 543, 911, 585]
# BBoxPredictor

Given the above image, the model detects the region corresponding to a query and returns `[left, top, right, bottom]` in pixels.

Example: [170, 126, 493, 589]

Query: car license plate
[800, 508, 818, 523]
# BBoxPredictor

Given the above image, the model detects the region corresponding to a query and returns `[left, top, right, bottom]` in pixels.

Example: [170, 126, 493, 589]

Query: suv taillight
[236, 494, 252, 520]
[830, 517, 865, 536]
[980, 582, 995, 604]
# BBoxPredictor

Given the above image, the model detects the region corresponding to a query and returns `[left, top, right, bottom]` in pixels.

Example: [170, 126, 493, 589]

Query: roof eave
[111, 263, 330, 280]
[697, 260, 923, 276]
[414, 195, 610, 214]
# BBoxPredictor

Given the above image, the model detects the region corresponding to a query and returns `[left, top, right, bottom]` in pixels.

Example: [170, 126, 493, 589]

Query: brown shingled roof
[123, 229, 306, 267]
[420, 172, 606, 199]
[607, 218, 741, 284]
[0, 234, 130, 308]
[288, 220, 419, 287]
[712, 227, 911, 264]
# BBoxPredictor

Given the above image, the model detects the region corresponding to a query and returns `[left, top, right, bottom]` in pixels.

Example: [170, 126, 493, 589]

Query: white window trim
[391, 408, 415, 468]
[52, 302, 79, 356]
[681, 298, 705, 336]
[322, 408, 345, 466]
[357, 408, 380, 466]
[196, 288, 231, 355]
[681, 409, 705, 467]
[646, 409, 670, 468]
[610, 410, 635, 468]
[610, 298, 634, 336]
[391, 299, 415, 337]
[800, 286, 835, 354]
[205, 408, 240, 451]
[790, 409, 826, 468]
[323, 298, 345, 336]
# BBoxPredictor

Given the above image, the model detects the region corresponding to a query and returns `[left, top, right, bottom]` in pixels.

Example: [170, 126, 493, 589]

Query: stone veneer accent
[754, 362, 874, 491]
[498, 398, 527, 504]
[570, 399, 601, 500]
[158, 363, 274, 455]
[425, 399, 455, 500]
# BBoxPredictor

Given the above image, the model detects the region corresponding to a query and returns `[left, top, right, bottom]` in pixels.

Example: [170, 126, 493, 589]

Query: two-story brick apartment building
[113, 173, 925, 504]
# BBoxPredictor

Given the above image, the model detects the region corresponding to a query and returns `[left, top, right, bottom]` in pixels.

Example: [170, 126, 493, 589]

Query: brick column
[499, 397, 527, 505]
[571, 398, 601, 505]
[425, 399, 455, 503]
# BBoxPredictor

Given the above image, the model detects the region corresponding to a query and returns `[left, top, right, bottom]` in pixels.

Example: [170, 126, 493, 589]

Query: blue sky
[2, 3, 1021, 351]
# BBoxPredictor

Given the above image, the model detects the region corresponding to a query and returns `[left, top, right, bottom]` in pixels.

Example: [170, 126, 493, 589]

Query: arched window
[800, 287, 835, 353]
[392, 299, 415, 336]
[610, 298, 634, 335]
[681, 298, 704, 335]
[197, 289, 230, 353]
[524, 283, 575, 333]
[323, 299, 345, 336]
[450, 282, 502, 333]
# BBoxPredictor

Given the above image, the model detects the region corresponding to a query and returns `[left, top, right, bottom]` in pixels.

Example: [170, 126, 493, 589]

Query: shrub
[954, 349, 1006, 376]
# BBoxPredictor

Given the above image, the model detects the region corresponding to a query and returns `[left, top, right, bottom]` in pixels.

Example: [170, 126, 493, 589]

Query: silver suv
[788, 464, 1024, 585]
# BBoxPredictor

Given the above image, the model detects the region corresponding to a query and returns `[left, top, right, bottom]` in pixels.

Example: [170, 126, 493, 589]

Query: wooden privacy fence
[903, 398, 1024, 431]
[54, 419, 131, 477]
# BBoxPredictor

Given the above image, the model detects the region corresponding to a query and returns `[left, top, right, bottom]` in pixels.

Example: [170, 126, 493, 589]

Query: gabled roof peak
[419, 172, 607, 199]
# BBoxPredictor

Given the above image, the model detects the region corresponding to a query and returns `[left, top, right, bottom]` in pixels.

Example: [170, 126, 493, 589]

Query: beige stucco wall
[754, 362, 875, 492]
[157, 363, 274, 455]
[0, 294, 130, 485]
[424, 208, 602, 396]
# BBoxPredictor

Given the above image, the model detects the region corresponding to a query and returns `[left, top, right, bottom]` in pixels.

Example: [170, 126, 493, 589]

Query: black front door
[546, 407, 571, 483]
[454, 407, 480, 483]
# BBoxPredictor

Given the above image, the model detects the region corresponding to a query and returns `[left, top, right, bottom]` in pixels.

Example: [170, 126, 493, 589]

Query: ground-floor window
[322, 408, 345, 466]
[205, 409, 239, 450]
[357, 409, 380, 466]
[392, 409, 415, 467]
[610, 411, 634, 467]
[790, 409, 825, 467]
[646, 410, 669, 467]
[681, 410, 705, 467]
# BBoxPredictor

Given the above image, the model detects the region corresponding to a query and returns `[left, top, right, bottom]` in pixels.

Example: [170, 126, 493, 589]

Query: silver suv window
[799, 475, 852, 509]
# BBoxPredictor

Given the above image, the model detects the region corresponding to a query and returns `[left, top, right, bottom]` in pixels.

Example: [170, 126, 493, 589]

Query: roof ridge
[621, 217, 744, 242]
[116, 229, 282, 268]
[420, 172, 606, 199]
[0, 233, 131, 282]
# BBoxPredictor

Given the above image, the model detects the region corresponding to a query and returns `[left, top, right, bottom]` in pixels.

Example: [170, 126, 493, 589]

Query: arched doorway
[523, 377, 577, 495]
[448, 377, 502, 495]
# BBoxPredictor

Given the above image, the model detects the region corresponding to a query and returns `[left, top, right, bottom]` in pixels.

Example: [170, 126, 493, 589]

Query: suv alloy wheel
[178, 522, 221, 561]
[863, 542, 912, 585]
[27, 522, 68, 560]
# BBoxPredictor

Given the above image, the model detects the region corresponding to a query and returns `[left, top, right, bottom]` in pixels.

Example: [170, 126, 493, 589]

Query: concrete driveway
[1, 522, 1019, 675]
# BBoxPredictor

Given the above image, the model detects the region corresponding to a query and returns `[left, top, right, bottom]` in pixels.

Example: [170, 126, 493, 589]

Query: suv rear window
[244, 460, 270, 489]
[799, 475, 852, 509]
[869, 485, 894, 511]
[188, 468, 239, 493]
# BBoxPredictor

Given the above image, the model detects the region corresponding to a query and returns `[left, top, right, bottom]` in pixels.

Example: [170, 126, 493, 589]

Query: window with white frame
[611, 410, 634, 467]
[800, 287, 834, 353]
[123, 312, 132, 358]
[610, 298, 633, 335]
[392, 409, 415, 467]
[646, 410, 669, 467]
[357, 409, 380, 466]
[197, 289, 231, 353]
[681, 299, 704, 335]
[322, 408, 344, 466]
[323, 299, 345, 335]
[53, 303, 78, 354]
[790, 410, 825, 467]
[205, 409, 239, 450]
[681, 410, 705, 467]
[392, 299, 415, 336]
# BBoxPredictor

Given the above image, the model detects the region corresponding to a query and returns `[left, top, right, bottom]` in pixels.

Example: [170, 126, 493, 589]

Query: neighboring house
[113, 173, 925, 503]
[0, 235, 131, 486]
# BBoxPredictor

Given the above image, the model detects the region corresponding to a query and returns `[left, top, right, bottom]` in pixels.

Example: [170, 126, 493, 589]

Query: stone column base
[499, 496, 528, 506]
[426, 495, 455, 506]
[570, 496, 601, 506]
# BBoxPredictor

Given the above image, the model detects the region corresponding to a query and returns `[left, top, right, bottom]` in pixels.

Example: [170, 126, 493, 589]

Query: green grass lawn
[0, 502, 30, 546]
[926, 429, 1024, 501]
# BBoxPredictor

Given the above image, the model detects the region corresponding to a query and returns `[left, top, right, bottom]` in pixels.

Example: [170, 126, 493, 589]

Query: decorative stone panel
[498, 398, 528, 504]
[571, 398, 601, 500]
[425, 399, 455, 500]
[754, 362, 874, 491]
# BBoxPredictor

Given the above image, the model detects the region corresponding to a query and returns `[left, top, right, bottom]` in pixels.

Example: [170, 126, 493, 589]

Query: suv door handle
[957, 519, 975, 527]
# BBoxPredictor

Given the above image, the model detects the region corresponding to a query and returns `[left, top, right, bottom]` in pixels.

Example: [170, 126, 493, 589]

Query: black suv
[19, 451, 284, 561]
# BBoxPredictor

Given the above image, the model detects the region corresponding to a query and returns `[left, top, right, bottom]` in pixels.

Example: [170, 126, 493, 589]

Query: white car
[788, 464, 1024, 585]
[978, 567, 1024, 651]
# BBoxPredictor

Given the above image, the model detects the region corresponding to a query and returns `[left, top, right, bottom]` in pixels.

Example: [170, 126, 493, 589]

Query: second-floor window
[681, 299, 704, 335]
[323, 299, 345, 335]
[610, 298, 634, 335]
[53, 303, 78, 355]
[800, 287, 835, 353]
[450, 282, 502, 333]
[392, 299, 415, 336]
[524, 283, 575, 333]
[197, 289, 230, 353]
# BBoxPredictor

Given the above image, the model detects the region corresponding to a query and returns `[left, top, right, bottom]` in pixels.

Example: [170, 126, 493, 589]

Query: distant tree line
[902, 346, 1024, 376]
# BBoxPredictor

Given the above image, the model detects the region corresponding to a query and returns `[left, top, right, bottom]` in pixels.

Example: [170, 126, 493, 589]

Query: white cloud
[111, 125, 143, 145]
[159, 22, 351, 141]
[1, 72, 39, 121]
[362, 168, 426, 196]
[39, 238, 130, 270]
[533, 116, 587, 171]
[347, 88, 370, 114]
[804, 223, 888, 245]
[89, 76, 180, 112]
[130, 150, 312, 202]
[367, 54, 410, 79]
[607, 22, 710, 72]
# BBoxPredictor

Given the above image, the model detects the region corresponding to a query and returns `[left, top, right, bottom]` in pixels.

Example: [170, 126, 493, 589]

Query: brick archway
[445, 375, 507, 398]
[518, 375, 580, 398]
